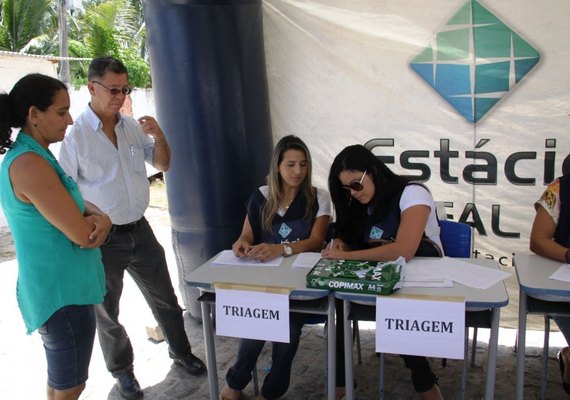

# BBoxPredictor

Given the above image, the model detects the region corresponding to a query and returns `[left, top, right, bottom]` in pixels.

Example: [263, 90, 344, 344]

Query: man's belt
[110, 217, 146, 233]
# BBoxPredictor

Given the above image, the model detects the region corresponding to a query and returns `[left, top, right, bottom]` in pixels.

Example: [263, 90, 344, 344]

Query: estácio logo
[410, 0, 540, 123]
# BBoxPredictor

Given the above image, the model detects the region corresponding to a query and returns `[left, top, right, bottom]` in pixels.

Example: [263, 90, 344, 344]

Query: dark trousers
[226, 313, 308, 400]
[96, 218, 192, 376]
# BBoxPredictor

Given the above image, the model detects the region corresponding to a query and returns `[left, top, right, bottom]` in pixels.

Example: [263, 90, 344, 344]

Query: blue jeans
[39, 305, 96, 390]
[226, 313, 308, 399]
[96, 218, 192, 376]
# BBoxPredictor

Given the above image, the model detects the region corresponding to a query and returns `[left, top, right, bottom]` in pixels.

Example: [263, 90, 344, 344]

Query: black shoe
[557, 350, 570, 395]
[172, 352, 207, 375]
[116, 370, 143, 400]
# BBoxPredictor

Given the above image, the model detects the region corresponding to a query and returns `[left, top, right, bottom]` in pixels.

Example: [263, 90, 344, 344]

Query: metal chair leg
[253, 365, 260, 395]
[461, 327, 468, 400]
[353, 320, 362, 364]
[323, 320, 329, 392]
[541, 316, 551, 400]
[378, 353, 385, 400]
[470, 327, 478, 367]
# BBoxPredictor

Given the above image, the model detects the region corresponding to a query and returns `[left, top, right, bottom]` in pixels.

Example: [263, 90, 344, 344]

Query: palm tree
[0, 0, 150, 87]
[68, 0, 149, 87]
[0, 0, 57, 53]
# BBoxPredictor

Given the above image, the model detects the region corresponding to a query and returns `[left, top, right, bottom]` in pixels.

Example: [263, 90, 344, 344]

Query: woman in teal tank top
[0, 74, 112, 400]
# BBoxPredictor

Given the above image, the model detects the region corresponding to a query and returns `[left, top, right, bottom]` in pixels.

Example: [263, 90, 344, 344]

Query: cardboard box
[306, 257, 406, 295]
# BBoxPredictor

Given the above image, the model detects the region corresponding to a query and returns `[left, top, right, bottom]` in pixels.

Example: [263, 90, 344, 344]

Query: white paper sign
[375, 295, 465, 359]
[215, 288, 290, 343]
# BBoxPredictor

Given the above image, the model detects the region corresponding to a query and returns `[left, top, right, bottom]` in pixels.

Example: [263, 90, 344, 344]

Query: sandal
[557, 350, 570, 395]
[219, 385, 242, 400]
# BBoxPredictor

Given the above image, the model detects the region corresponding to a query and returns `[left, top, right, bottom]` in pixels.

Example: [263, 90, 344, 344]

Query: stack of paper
[407, 257, 510, 290]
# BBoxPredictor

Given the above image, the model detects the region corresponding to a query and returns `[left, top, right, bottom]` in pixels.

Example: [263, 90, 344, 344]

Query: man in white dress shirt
[59, 56, 205, 400]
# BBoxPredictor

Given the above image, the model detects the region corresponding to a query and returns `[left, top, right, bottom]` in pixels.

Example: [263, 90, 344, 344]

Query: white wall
[0, 55, 58, 92]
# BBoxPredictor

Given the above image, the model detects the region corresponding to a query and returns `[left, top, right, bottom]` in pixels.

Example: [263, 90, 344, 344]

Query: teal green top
[0, 132, 106, 334]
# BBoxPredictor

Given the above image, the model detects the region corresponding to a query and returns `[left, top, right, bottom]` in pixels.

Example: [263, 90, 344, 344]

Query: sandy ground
[1, 181, 569, 399]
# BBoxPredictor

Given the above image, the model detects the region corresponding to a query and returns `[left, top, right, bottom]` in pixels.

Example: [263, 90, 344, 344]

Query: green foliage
[68, 39, 91, 87]
[119, 47, 151, 88]
[67, 0, 150, 88]
[0, 0, 56, 52]
[0, 0, 151, 88]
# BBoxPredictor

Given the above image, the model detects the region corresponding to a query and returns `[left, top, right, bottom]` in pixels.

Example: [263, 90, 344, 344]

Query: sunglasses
[342, 170, 367, 192]
[92, 80, 133, 96]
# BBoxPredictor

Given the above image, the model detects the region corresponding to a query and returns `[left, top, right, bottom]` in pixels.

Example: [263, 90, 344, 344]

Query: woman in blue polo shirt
[220, 135, 331, 400]
[0, 74, 111, 400]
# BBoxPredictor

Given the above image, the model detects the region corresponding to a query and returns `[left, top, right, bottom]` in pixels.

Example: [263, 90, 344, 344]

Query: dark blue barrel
[144, 0, 273, 318]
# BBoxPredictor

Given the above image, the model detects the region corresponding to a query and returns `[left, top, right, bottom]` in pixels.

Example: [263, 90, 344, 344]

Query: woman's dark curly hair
[0, 74, 67, 154]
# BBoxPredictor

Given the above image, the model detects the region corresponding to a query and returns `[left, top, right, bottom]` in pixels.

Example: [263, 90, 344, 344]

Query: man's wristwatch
[565, 249, 570, 264]
[283, 244, 293, 257]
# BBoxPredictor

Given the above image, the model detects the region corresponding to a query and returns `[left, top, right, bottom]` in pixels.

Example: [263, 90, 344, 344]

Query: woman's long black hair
[0, 74, 67, 154]
[328, 144, 411, 248]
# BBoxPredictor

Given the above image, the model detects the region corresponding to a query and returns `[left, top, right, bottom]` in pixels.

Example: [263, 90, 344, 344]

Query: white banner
[375, 295, 466, 359]
[215, 288, 291, 343]
[263, 0, 570, 267]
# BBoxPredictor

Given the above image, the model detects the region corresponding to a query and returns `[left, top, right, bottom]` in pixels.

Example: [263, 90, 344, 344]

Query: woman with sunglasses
[220, 135, 331, 400]
[322, 144, 444, 400]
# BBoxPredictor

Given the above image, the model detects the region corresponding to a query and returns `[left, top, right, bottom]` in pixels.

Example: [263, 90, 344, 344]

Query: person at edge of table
[530, 173, 570, 395]
[219, 135, 331, 400]
[58, 56, 206, 400]
[0, 73, 112, 400]
[321, 144, 445, 400]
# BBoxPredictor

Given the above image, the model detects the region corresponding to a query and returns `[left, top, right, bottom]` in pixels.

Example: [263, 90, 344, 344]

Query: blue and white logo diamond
[369, 226, 383, 240]
[279, 223, 292, 239]
[410, 0, 540, 123]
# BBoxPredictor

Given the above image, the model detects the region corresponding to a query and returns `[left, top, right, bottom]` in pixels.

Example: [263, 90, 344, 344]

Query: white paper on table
[403, 262, 453, 287]
[291, 252, 321, 268]
[407, 257, 510, 290]
[549, 263, 570, 283]
[211, 250, 283, 267]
